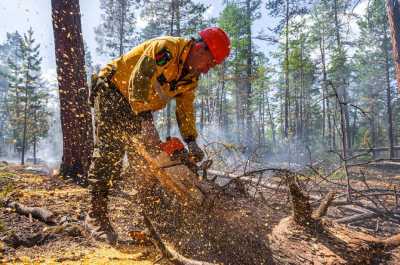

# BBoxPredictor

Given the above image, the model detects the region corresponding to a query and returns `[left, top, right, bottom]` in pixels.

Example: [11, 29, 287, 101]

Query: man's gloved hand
[89, 74, 108, 107]
[186, 140, 204, 162]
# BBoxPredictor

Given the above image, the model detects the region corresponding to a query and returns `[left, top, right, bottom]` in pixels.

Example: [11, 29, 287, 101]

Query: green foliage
[95, 0, 139, 57]
[265, 0, 309, 32]
[0, 28, 50, 161]
[140, 0, 209, 39]
[351, 0, 395, 149]
[87, 0, 400, 162]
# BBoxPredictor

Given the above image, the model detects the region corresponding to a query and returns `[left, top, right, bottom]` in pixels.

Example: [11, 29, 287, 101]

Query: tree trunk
[339, 94, 351, 201]
[384, 20, 395, 159]
[21, 84, 28, 165]
[260, 89, 266, 146]
[33, 109, 37, 164]
[320, 34, 326, 139]
[33, 135, 37, 164]
[387, 0, 400, 94]
[118, 0, 126, 56]
[200, 97, 204, 133]
[245, 0, 253, 147]
[334, 0, 351, 151]
[218, 62, 226, 129]
[266, 91, 276, 148]
[319, 27, 334, 149]
[51, 0, 93, 184]
[234, 50, 242, 144]
[351, 111, 357, 147]
[300, 36, 305, 141]
[284, 0, 290, 139]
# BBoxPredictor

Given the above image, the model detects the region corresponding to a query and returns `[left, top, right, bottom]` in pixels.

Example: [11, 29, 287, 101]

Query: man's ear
[193, 42, 205, 52]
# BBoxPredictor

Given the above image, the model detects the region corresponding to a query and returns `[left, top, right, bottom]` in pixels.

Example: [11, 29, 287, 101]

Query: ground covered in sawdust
[0, 162, 290, 264]
[0, 162, 170, 264]
[1, 160, 400, 264]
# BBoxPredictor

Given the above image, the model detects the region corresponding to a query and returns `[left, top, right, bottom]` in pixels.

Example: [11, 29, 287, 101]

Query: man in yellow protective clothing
[84, 27, 231, 244]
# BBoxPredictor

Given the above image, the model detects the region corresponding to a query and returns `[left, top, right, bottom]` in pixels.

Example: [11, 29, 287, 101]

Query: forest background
[0, 0, 398, 169]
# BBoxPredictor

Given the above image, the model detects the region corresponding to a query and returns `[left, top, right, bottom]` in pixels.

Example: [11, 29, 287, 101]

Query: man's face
[186, 42, 216, 75]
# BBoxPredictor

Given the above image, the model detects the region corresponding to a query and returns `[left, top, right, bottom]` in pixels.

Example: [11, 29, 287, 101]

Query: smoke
[197, 123, 333, 174]
[38, 73, 63, 169]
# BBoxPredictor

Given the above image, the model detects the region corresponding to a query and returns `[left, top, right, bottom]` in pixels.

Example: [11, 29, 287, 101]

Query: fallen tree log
[3, 224, 82, 248]
[6, 201, 57, 225]
[336, 212, 377, 224]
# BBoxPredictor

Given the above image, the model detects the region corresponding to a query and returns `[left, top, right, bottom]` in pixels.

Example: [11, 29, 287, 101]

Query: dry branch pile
[268, 174, 400, 265]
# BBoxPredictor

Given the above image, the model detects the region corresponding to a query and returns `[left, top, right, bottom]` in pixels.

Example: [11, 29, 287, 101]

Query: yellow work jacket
[98, 36, 198, 141]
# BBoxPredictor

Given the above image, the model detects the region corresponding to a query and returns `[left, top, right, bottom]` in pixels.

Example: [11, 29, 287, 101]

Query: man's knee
[89, 148, 123, 182]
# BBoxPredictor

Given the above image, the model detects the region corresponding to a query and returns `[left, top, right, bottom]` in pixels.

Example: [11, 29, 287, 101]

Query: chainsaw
[159, 136, 213, 180]
[131, 135, 211, 206]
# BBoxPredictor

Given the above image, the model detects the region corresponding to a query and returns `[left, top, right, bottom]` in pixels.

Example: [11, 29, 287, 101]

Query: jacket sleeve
[98, 63, 117, 80]
[175, 85, 198, 142]
[128, 40, 177, 111]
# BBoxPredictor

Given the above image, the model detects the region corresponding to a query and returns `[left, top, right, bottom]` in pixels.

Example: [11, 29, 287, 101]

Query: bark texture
[387, 0, 400, 94]
[51, 0, 93, 184]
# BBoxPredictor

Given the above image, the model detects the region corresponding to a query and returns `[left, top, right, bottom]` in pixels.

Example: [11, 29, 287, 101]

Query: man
[84, 27, 231, 244]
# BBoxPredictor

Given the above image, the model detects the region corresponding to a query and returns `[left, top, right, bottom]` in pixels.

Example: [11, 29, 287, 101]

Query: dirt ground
[0, 162, 289, 264]
[0, 162, 170, 264]
[1, 161, 399, 264]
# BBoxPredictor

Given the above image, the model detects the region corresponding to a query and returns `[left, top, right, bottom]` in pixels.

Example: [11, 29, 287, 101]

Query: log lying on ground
[3, 224, 82, 248]
[6, 201, 57, 225]
[268, 173, 400, 265]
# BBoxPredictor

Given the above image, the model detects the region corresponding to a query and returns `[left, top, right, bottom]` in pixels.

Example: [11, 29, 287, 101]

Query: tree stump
[268, 174, 399, 265]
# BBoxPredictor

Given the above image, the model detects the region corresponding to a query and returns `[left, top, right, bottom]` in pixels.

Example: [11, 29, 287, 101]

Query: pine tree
[141, 0, 208, 38]
[309, 2, 336, 149]
[5, 31, 25, 155]
[52, 0, 93, 182]
[218, 3, 248, 144]
[265, 0, 309, 139]
[386, 0, 400, 94]
[140, 20, 164, 41]
[6, 28, 50, 164]
[0, 54, 9, 155]
[95, 0, 138, 58]
[353, 0, 396, 158]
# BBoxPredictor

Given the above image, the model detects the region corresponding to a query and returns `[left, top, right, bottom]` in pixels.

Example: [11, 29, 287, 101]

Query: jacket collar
[177, 38, 194, 80]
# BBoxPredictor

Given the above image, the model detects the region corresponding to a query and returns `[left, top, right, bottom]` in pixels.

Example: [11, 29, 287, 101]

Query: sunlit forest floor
[0, 162, 171, 264]
[1, 160, 400, 264]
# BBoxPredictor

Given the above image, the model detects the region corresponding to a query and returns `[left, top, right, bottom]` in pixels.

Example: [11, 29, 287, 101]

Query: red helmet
[199, 27, 231, 64]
